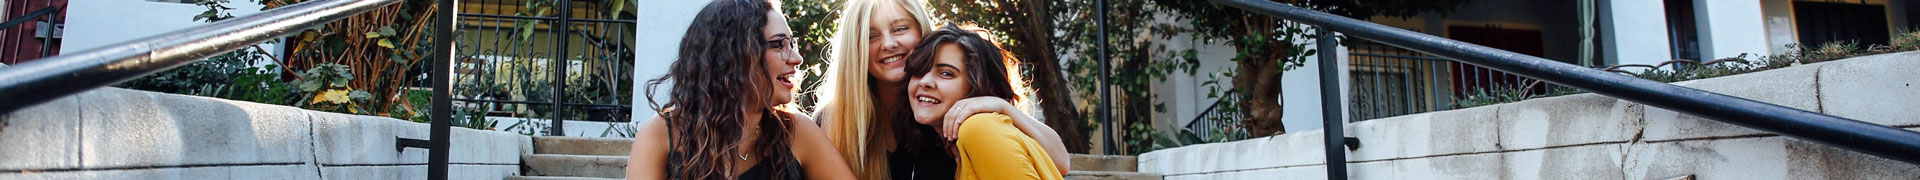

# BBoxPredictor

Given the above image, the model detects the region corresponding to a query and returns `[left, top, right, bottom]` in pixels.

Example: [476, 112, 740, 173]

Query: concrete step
[532, 136, 633, 156]
[1066, 171, 1163, 180]
[522, 154, 628, 178]
[504, 176, 621, 180]
[1070, 154, 1138, 172]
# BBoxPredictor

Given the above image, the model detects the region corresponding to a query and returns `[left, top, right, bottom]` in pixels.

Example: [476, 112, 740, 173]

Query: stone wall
[0, 88, 531, 179]
[1139, 51, 1920, 179]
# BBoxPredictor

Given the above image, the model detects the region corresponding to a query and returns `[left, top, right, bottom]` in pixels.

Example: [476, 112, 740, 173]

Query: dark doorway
[1794, 2, 1890, 48]
[1446, 25, 1546, 101]
[1665, 0, 1701, 62]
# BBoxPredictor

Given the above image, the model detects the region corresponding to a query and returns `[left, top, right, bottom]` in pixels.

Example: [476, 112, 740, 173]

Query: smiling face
[865, 0, 923, 84]
[763, 8, 803, 105]
[908, 44, 970, 126]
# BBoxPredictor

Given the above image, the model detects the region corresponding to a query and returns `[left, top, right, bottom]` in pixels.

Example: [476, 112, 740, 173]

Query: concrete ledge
[1138, 129, 1325, 176]
[507, 176, 623, 180]
[1141, 51, 1920, 179]
[1494, 94, 1642, 150]
[79, 88, 316, 168]
[1346, 104, 1502, 162]
[0, 164, 320, 180]
[0, 90, 81, 171]
[1, 88, 528, 180]
[1815, 52, 1920, 124]
[1643, 62, 1824, 142]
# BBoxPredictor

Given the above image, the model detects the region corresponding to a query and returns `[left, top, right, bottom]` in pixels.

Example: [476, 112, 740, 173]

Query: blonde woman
[811, 0, 1069, 179]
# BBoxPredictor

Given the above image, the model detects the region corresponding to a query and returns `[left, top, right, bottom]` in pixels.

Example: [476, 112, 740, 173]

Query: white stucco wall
[1141, 51, 1920, 180]
[1600, 0, 1674, 67]
[629, 0, 707, 123]
[1694, 0, 1772, 59]
[1145, 17, 1351, 135]
[61, 0, 278, 57]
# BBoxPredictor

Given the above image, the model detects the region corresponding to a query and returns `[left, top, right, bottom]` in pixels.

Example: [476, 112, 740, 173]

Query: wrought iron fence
[443, 0, 635, 136]
[1346, 41, 1561, 121]
[1183, 96, 1242, 140]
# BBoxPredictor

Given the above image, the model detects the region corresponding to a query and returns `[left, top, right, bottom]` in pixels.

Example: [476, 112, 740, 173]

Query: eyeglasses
[767, 36, 800, 59]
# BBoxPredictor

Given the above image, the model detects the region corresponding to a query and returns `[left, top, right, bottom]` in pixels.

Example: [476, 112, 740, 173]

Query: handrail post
[429, 0, 455, 179]
[1096, 0, 1116, 155]
[549, 0, 571, 136]
[1316, 27, 1347, 180]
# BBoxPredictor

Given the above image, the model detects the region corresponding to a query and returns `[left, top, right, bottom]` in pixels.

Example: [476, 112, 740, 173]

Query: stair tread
[532, 137, 634, 156]
[505, 175, 622, 180]
[1070, 154, 1139, 172]
[1066, 171, 1164, 180]
[522, 154, 628, 178]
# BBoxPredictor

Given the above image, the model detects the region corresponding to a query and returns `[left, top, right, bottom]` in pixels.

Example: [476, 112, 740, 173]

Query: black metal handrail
[0, 0, 403, 114]
[1210, 0, 1920, 179]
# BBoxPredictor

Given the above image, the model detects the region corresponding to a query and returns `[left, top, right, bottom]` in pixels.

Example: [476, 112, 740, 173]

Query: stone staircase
[510, 137, 631, 180]
[1066, 154, 1163, 180]
[510, 136, 1162, 180]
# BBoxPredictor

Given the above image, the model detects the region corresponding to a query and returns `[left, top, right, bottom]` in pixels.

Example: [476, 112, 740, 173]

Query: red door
[1, 0, 64, 65]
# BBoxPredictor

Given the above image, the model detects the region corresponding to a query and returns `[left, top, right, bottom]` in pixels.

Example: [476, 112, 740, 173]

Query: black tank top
[665, 151, 804, 180]
[664, 113, 806, 180]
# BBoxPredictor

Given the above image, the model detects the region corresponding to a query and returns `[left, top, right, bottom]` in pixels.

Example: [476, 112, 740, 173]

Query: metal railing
[0, 0, 456, 179]
[1346, 42, 1569, 120]
[1183, 97, 1242, 140]
[447, 0, 637, 136]
[0, 0, 402, 115]
[1209, 0, 1920, 179]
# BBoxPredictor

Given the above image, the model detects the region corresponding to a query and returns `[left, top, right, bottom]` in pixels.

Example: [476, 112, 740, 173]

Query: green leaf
[391, 54, 408, 64]
[348, 90, 373, 100]
[330, 79, 349, 88]
[364, 32, 382, 38]
[518, 23, 536, 40]
[379, 26, 398, 36]
[377, 39, 396, 48]
[300, 81, 321, 91]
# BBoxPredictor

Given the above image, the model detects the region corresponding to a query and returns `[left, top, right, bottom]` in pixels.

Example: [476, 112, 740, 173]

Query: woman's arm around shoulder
[787, 113, 858, 179]
[624, 116, 671, 180]
[953, 113, 1064, 180]
[941, 97, 1071, 173]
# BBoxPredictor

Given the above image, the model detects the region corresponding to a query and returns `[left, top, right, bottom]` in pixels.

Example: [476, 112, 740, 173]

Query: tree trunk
[1004, 0, 1090, 153]
[1233, 17, 1290, 137]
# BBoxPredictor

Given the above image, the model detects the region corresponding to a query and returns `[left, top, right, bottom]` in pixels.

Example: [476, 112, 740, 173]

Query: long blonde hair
[813, 0, 936, 179]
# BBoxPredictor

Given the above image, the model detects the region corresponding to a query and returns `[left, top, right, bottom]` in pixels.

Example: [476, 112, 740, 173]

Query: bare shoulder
[786, 111, 833, 158]
[636, 116, 671, 148]
[787, 111, 827, 141]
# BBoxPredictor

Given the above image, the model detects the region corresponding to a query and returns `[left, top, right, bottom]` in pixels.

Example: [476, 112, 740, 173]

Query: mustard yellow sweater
[954, 113, 1064, 180]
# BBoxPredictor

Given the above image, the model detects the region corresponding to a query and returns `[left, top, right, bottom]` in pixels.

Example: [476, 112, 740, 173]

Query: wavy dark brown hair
[896, 23, 1028, 151]
[643, 0, 796, 179]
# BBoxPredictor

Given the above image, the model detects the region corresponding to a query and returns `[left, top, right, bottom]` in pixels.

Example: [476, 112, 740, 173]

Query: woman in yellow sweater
[899, 23, 1063, 180]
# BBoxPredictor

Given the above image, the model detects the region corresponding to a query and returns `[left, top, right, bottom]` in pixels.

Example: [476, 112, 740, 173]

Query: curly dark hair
[895, 23, 1026, 151]
[643, 0, 797, 179]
